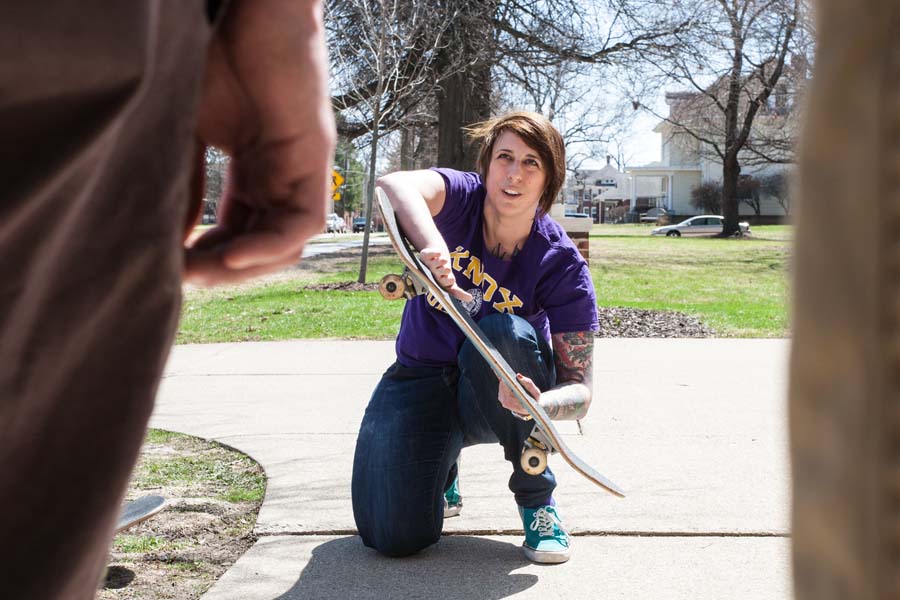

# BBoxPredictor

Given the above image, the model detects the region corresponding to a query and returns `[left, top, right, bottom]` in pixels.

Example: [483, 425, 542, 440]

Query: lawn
[178, 250, 406, 342]
[590, 225, 790, 337]
[177, 225, 791, 343]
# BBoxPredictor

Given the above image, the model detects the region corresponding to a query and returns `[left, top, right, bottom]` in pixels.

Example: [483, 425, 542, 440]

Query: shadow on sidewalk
[275, 535, 538, 599]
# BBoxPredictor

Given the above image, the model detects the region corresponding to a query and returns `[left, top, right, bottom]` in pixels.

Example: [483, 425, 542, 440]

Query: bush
[690, 182, 722, 214]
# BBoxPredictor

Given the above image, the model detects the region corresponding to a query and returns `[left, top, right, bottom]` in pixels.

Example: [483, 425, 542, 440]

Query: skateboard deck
[375, 187, 624, 497]
[116, 495, 166, 533]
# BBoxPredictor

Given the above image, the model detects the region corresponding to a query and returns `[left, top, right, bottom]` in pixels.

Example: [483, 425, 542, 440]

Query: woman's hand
[499, 373, 540, 417]
[420, 248, 472, 302]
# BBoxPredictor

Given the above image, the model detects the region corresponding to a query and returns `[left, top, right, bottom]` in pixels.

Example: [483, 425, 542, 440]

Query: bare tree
[633, 0, 807, 235]
[373, 1, 689, 169]
[738, 175, 762, 218]
[325, 0, 695, 242]
[690, 181, 722, 214]
[327, 1, 688, 177]
[326, 0, 458, 282]
[484, 0, 689, 172]
[497, 56, 635, 177]
[204, 147, 229, 221]
[758, 171, 791, 215]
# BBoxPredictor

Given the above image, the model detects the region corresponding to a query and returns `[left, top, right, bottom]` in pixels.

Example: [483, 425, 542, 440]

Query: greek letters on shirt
[425, 245, 524, 316]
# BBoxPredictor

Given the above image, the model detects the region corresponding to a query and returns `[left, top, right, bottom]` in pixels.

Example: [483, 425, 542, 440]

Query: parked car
[352, 217, 371, 233]
[651, 215, 750, 237]
[640, 207, 668, 223]
[325, 213, 346, 233]
[563, 212, 591, 219]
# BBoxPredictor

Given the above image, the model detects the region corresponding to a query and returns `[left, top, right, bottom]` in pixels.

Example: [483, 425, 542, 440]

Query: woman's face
[484, 130, 547, 220]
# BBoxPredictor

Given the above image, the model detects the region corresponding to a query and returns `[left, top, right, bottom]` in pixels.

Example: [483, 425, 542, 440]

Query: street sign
[332, 192, 341, 201]
[332, 170, 345, 193]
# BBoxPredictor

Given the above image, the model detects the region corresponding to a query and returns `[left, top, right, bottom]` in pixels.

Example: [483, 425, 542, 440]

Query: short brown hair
[466, 111, 566, 215]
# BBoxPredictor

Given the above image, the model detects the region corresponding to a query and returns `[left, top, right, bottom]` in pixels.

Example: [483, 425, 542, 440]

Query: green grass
[145, 429, 183, 444]
[137, 454, 266, 504]
[114, 535, 167, 553]
[179, 288, 404, 343]
[590, 223, 792, 240]
[178, 251, 406, 343]
[178, 226, 792, 341]
[591, 229, 789, 337]
[133, 430, 266, 504]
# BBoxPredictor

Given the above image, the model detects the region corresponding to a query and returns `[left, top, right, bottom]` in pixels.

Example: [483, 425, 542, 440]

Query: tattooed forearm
[540, 384, 589, 420]
[540, 331, 594, 420]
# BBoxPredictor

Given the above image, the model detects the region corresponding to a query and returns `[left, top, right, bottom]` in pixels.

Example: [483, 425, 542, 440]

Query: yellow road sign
[332, 192, 341, 201]
[332, 170, 345, 192]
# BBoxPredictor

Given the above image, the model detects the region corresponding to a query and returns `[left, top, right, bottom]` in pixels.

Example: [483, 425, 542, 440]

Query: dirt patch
[598, 307, 714, 338]
[301, 281, 379, 292]
[97, 431, 264, 600]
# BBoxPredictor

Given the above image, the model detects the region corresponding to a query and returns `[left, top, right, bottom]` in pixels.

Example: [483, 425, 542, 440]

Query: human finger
[186, 225, 235, 252]
[183, 245, 303, 286]
[498, 381, 530, 415]
[448, 285, 473, 303]
[221, 205, 323, 270]
[219, 132, 331, 269]
[516, 373, 541, 400]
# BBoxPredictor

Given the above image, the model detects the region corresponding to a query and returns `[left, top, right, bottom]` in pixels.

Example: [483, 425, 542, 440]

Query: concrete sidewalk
[152, 339, 792, 599]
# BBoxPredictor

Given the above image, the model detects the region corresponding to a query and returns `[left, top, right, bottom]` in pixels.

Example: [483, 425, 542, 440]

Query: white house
[627, 84, 797, 222]
[565, 157, 661, 222]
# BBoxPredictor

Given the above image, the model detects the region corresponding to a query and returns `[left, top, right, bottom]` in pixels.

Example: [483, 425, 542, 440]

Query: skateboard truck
[521, 426, 553, 475]
[379, 269, 426, 300]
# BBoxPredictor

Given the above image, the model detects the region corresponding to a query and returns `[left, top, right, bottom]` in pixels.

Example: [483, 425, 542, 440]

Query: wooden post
[791, 2, 900, 598]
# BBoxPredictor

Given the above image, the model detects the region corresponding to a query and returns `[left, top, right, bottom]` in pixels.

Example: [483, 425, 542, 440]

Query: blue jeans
[351, 314, 557, 557]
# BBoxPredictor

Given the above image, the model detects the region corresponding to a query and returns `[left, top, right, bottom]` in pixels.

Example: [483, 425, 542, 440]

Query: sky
[578, 109, 663, 171]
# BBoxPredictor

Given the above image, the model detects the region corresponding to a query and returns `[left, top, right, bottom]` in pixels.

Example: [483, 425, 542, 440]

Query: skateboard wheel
[521, 447, 548, 475]
[379, 274, 406, 300]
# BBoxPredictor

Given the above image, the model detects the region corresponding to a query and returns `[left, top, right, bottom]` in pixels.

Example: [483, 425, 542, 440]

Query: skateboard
[375, 187, 625, 498]
[115, 495, 166, 533]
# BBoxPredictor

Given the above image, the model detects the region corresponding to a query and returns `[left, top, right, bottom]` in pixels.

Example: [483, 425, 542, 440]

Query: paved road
[152, 338, 792, 599]
[302, 233, 390, 259]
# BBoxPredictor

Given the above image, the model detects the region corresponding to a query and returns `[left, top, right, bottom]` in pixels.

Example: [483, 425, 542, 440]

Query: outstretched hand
[420, 248, 472, 302]
[184, 0, 336, 286]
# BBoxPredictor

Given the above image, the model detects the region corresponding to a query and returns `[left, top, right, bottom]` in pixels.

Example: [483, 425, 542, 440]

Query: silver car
[324, 212, 346, 233]
[651, 215, 750, 237]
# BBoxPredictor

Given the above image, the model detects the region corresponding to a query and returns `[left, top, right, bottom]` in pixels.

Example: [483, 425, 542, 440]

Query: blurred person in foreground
[0, 1, 335, 598]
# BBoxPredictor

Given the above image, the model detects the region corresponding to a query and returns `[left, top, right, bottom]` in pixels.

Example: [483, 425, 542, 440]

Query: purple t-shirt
[395, 168, 599, 368]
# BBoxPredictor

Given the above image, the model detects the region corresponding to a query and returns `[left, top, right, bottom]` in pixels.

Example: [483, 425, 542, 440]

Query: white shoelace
[529, 507, 561, 537]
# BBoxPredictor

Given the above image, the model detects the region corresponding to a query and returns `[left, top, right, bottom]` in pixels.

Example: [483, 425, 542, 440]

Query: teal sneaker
[443, 476, 463, 518]
[519, 503, 571, 563]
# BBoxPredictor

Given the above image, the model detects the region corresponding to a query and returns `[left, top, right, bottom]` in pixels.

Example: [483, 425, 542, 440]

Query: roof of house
[597, 176, 663, 200]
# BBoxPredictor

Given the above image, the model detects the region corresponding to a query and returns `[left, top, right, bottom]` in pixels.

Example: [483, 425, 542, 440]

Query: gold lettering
[482, 273, 499, 301]
[463, 256, 484, 285]
[450, 246, 470, 272]
[426, 292, 446, 313]
[493, 288, 524, 314]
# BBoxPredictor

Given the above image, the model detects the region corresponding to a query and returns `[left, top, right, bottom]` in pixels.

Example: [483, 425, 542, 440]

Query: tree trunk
[719, 20, 744, 237]
[720, 153, 741, 235]
[435, 0, 494, 170]
[358, 119, 380, 284]
[400, 127, 413, 171]
[437, 62, 491, 170]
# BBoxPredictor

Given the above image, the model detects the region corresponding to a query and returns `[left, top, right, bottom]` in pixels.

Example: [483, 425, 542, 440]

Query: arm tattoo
[540, 331, 594, 420]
